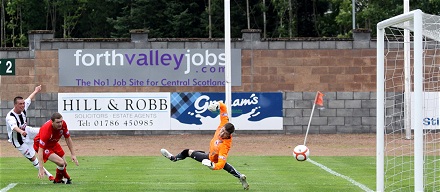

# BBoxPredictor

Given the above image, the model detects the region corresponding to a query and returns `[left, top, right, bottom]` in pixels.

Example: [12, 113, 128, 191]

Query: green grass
[0, 156, 376, 192]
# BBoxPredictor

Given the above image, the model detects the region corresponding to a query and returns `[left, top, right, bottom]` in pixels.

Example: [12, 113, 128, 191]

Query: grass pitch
[0, 156, 375, 191]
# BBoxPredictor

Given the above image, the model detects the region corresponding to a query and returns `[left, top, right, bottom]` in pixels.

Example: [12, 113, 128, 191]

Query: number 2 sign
[0, 59, 15, 75]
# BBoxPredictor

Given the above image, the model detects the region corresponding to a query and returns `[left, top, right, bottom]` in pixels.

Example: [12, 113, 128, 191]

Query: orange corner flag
[315, 91, 325, 106]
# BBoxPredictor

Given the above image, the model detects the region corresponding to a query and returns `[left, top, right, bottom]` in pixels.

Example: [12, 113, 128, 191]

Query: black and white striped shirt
[6, 98, 31, 148]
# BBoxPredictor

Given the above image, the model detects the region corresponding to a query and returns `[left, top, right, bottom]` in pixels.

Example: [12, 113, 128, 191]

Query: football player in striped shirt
[5, 85, 54, 181]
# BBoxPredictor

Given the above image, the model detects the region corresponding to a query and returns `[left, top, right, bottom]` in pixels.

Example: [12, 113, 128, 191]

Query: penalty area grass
[0, 156, 375, 192]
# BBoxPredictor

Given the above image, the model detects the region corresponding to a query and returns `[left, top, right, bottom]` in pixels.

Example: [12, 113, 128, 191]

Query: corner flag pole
[224, 0, 232, 118]
[304, 91, 324, 145]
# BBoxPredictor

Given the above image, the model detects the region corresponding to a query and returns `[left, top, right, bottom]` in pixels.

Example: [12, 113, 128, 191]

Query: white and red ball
[293, 145, 310, 161]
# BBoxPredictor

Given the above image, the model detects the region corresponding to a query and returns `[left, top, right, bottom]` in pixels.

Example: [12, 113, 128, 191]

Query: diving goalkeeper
[160, 101, 249, 190]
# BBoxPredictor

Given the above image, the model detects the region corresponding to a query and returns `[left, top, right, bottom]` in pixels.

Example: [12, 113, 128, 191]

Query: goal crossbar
[378, 9, 440, 42]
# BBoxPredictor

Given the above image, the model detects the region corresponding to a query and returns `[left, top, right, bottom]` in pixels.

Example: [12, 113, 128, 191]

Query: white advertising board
[411, 92, 440, 129]
[58, 93, 170, 130]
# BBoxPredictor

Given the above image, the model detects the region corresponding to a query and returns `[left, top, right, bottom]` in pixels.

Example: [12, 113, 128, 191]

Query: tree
[271, 0, 289, 37]
[5, 0, 26, 47]
[1, 0, 6, 47]
[107, 0, 169, 38]
[21, 0, 49, 31]
[162, 1, 205, 37]
[57, 0, 88, 38]
[201, 0, 224, 38]
[75, 0, 119, 38]
[6, 0, 440, 47]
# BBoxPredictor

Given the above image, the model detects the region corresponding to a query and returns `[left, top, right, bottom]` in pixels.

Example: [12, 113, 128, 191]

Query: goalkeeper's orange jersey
[208, 102, 232, 170]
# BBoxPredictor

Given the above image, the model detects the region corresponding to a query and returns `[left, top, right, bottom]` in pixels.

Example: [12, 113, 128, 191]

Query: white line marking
[307, 158, 374, 192]
[0, 183, 17, 192]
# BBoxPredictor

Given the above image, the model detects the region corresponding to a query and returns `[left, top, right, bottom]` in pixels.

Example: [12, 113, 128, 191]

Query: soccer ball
[293, 145, 310, 161]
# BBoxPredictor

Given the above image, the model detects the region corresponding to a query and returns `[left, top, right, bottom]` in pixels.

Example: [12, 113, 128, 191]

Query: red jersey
[34, 120, 70, 149]
[208, 102, 232, 170]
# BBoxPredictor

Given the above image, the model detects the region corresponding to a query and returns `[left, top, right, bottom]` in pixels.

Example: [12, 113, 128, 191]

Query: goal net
[377, 9, 440, 192]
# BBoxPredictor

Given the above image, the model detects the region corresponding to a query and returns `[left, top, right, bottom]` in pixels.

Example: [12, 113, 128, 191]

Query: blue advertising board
[170, 92, 283, 130]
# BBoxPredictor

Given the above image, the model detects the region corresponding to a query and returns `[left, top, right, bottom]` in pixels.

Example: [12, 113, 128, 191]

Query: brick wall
[0, 30, 378, 137]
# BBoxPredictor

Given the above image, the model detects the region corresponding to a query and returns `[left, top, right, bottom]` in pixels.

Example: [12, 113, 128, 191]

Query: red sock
[54, 169, 63, 182]
[62, 167, 70, 179]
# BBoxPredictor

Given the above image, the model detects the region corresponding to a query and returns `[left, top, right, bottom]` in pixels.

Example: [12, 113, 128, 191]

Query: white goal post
[377, 9, 440, 192]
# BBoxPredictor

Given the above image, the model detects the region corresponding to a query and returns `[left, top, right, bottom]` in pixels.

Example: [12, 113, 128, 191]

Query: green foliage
[270, 0, 290, 37]
[57, 0, 88, 38]
[4, 0, 440, 47]
[75, 1, 119, 38]
[333, 0, 352, 35]
[161, 1, 204, 38]
[0, 156, 376, 191]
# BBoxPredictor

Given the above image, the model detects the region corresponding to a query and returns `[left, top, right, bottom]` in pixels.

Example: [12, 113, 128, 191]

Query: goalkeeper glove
[202, 159, 215, 169]
[208, 102, 219, 112]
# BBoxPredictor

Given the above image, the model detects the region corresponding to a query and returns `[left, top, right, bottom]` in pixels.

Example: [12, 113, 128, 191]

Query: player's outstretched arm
[208, 101, 219, 112]
[65, 137, 79, 166]
[212, 143, 229, 170]
[27, 85, 42, 100]
[12, 125, 27, 137]
[208, 101, 229, 127]
[36, 147, 45, 179]
[202, 159, 215, 169]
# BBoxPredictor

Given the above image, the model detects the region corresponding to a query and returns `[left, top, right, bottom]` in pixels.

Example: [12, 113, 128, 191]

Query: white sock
[32, 159, 40, 169]
[44, 168, 53, 177]
[57, 166, 64, 170]
[32, 159, 52, 177]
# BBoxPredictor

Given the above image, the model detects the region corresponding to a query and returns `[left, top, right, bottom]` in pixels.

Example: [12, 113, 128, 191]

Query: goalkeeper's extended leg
[223, 163, 249, 190]
[189, 150, 208, 162]
[161, 149, 192, 162]
[239, 174, 249, 190]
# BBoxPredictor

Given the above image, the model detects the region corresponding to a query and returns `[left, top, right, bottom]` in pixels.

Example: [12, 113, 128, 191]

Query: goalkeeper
[160, 101, 249, 190]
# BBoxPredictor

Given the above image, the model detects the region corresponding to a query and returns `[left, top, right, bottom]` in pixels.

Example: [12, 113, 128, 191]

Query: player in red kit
[34, 112, 79, 184]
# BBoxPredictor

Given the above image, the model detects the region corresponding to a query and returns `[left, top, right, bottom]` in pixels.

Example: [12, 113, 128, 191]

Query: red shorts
[34, 143, 65, 163]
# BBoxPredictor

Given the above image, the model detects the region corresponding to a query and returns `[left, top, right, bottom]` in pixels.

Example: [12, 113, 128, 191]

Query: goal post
[377, 9, 440, 192]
